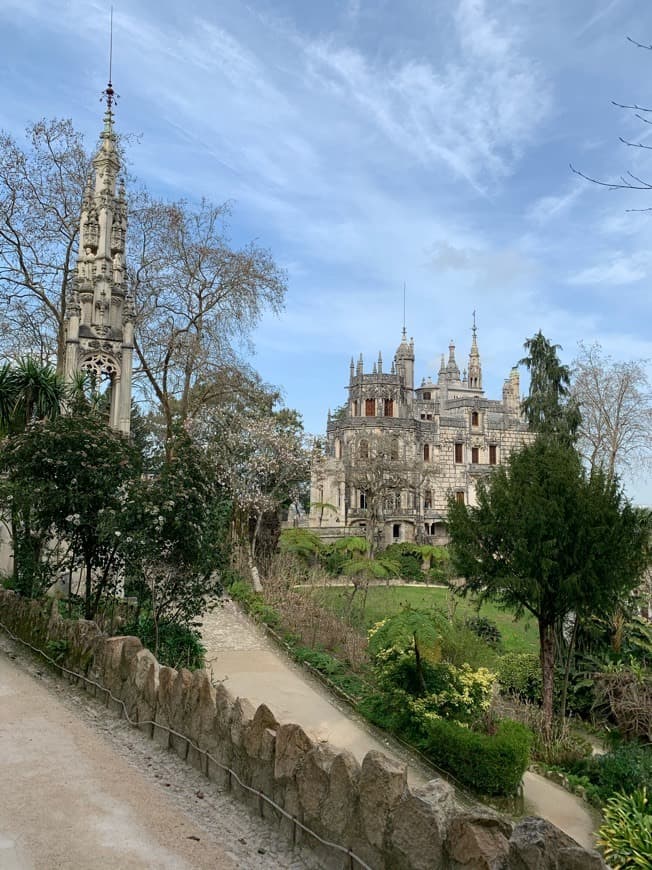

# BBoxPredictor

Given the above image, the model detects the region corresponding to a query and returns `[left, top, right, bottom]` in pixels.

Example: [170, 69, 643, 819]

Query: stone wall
[0, 589, 606, 870]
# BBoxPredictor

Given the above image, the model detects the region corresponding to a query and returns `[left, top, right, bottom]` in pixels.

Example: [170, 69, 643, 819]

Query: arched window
[471, 411, 479, 426]
[334, 438, 342, 459]
[391, 438, 399, 460]
[365, 398, 375, 416]
[359, 439, 369, 460]
[423, 443, 430, 462]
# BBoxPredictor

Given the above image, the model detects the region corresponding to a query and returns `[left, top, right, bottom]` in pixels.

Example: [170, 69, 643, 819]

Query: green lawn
[308, 585, 539, 655]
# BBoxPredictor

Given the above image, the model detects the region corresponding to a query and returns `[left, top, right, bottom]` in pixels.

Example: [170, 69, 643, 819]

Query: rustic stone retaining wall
[0, 589, 606, 870]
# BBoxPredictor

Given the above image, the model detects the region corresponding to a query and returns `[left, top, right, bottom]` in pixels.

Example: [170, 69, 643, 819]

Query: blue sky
[1, 0, 651, 504]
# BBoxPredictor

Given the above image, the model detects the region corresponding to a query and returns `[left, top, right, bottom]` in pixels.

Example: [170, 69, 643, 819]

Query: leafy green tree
[113, 431, 231, 655]
[0, 358, 68, 591]
[0, 412, 141, 615]
[520, 331, 579, 440]
[0, 358, 66, 435]
[447, 437, 649, 736]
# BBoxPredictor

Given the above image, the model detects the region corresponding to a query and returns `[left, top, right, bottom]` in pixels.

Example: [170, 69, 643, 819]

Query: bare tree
[572, 341, 652, 482]
[345, 431, 413, 556]
[128, 195, 287, 447]
[0, 119, 90, 367]
[0, 119, 287, 440]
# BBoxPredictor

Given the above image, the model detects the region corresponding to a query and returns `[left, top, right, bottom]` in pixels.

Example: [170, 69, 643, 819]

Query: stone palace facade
[308, 325, 532, 546]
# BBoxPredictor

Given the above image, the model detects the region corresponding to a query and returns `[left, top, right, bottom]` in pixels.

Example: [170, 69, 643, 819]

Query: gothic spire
[63, 64, 133, 435]
[468, 311, 482, 390]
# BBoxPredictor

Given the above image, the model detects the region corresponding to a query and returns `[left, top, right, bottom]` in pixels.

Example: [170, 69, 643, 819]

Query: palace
[308, 324, 531, 546]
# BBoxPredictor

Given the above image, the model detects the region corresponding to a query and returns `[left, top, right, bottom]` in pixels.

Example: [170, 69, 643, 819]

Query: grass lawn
[307, 585, 539, 655]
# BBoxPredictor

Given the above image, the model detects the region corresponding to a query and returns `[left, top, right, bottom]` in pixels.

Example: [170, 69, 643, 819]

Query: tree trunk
[414, 636, 427, 695]
[559, 613, 579, 722]
[539, 621, 555, 739]
[84, 556, 93, 620]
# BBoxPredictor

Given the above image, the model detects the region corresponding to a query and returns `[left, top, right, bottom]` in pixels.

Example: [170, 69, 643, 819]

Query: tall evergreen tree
[520, 331, 579, 440]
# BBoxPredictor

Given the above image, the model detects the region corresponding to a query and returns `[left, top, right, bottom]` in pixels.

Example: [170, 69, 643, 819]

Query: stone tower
[467, 315, 482, 391]
[63, 80, 134, 434]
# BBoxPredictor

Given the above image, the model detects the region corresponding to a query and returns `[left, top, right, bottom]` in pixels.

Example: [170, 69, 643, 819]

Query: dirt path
[201, 599, 601, 851]
[0, 633, 320, 870]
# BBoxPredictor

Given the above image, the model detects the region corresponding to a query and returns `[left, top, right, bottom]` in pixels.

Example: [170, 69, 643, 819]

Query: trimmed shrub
[422, 717, 532, 796]
[497, 652, 542, 703]
[598, 788, 652, 869]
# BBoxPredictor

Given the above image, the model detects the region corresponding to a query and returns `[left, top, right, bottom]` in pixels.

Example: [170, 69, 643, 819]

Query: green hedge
[422, 717, 532, 796]
[497, 652, 542, 703]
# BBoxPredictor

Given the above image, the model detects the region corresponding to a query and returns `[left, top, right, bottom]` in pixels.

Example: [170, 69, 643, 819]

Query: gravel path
[0, 631, 322, 870]
[200, 599, 436, 788]
[200, 598, 601, 851]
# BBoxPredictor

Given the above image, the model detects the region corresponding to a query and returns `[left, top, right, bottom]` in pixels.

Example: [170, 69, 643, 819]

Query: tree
[0, 412, 141, 616]
[0, 358, 68, 591]
[0, 120, 287, 442]
[0, 119, 90, 367]
[572, 342, 652, 482]
[129, 196, 287, 448]
[112, 431, 231, 655]
[345, 431, 414, 556]
[519, 331, 579, 439]
[204, 400, 310, 579]
[447, 437, 649, 736]
[0, 358, 66, 435]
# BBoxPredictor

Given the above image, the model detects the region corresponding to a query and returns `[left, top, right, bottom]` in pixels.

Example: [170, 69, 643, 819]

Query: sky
[1, 0, 651, 504]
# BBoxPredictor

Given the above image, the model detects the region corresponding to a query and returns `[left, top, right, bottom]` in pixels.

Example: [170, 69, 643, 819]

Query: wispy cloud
[527, 184, 584, 225]
[567, 253, 650, 286]
[300, 0, 551, 188]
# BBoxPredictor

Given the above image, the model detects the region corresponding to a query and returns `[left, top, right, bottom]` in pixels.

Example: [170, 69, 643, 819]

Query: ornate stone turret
[446, 340, 461, 383]
[503, 366, 521, 414]
[468, 314, 482, 391]
[64, 79, 134, 434]
[395, 328, 414, 390]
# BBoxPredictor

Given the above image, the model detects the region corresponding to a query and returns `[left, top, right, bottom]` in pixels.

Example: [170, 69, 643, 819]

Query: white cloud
[567, 253, 649, 286]
[299, 0, 551, 187]
[527, 184, 583, 225]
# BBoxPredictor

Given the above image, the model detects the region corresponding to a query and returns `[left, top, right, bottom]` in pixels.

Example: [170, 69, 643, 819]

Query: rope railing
[0, 619, 374, 870]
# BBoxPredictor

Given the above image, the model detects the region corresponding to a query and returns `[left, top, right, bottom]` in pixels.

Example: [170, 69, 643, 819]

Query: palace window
[423, 391, 431, 400]
[455, 442, 463, 463]
[384, 398, 394, 417]
[359, 492, 367, 509]
[393, 523, 401, 539]
[423, 443, 430, 461]
[424, 489, 432, 509]
[489, 444, 497, 465]
[359, 439, 369, 459]
[365, 398, 375, 416]
[391, 438, 399, 460]
[334, 438, 342, 459]
[471, 446, 479, 464]
[471, 411, 479, 427]
[455, 491, 465, 504]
